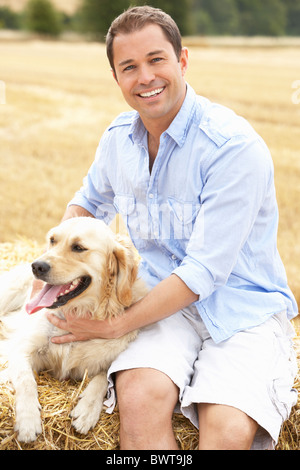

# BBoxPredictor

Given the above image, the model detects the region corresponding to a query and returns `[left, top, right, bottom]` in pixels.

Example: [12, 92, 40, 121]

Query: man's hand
[46, 311, 126, 344]
[46, 274, 198, 345]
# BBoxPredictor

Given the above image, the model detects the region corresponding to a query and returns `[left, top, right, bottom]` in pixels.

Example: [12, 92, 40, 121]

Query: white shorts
[105, 308, 298, 450]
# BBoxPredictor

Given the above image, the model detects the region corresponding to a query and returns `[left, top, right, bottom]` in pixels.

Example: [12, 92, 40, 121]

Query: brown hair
[106, 6, 182, 75]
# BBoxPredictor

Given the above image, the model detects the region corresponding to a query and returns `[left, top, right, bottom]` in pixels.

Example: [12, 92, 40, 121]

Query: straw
[0, 240, 299, 450]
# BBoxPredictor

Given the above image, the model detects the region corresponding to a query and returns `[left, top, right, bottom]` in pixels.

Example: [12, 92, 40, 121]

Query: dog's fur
[0, 217, 148, 443]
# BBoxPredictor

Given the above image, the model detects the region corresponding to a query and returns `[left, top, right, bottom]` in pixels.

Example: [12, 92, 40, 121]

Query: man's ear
[180, 47, 189, 77]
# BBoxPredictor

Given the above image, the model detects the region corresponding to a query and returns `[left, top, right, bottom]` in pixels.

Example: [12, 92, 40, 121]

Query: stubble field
[0, 38, 299, 306]
[0, 37, 300, 450]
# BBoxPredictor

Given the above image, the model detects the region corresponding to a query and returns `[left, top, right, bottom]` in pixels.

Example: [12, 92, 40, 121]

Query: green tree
[235, 0, 287, 36]
[191, 9, 214, 35]
[0, 7, 20, 29]
[24, 0, 62, 36]
[77, 0, 131, 39]
[284, 0, 300, 35]
[192, 0, 239, 35]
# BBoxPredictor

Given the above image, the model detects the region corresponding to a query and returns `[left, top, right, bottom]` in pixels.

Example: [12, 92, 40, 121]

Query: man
[44, 6, 298, 449]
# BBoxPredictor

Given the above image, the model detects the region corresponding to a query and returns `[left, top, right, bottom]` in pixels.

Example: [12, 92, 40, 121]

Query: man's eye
[71, 244, 87, 253]
[124, 65, 135, 72]
[152, 57, 163, 63]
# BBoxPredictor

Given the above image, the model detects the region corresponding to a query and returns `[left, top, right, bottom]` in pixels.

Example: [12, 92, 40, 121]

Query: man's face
[112, 24, 188, 128]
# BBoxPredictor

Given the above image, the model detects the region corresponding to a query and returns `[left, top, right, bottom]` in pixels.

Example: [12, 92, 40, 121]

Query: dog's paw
[15, 405, 42, 443]
[70, 395, 103, 435]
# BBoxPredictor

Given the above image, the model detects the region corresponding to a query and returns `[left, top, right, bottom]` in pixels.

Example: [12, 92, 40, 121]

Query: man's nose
[137, 64, 155, 85]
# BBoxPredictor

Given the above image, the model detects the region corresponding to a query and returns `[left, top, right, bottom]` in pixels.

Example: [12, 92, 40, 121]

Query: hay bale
[0, 241, 299, 450]
[0, 364, 199, 450]
[0, 363, 199, 450]
[0, 366, 122, 450]
[0, 238, 43, 274]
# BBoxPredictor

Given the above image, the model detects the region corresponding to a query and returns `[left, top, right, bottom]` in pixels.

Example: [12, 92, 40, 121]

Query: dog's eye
[71, 244, 87, 253]
[49, 236, 55, 245]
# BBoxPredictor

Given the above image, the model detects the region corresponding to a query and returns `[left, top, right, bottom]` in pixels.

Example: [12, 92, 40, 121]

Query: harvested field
[0, 38, 299, 449]
[0, 39, 299, 305]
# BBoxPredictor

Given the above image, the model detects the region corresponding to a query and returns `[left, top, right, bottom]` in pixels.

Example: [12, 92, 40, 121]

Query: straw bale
[0, 238, 43, 274]
[0, 362, 200, 450]
[0, 241, 299, 450]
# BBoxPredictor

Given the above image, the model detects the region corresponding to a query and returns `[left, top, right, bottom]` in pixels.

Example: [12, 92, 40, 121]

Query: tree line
[0, 0, 299, 38]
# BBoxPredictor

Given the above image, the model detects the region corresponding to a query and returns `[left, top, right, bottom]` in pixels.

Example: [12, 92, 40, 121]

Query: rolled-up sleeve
[172, 135, 272, 301]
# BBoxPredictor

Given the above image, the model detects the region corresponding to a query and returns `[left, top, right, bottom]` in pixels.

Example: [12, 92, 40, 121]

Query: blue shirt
[69, 84, 298, 343]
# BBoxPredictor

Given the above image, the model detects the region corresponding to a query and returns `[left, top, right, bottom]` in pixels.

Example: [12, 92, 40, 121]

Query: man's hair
[106, 6, 182, 75]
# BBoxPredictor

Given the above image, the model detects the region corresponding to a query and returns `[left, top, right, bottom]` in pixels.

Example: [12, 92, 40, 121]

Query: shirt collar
[166, 83, 197, 147]
[129, 83, 197, 148]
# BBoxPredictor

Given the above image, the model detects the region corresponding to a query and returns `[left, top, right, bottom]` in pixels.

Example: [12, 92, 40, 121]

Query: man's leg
[116, 368, 179, 450]
[198, 403, 259, 450]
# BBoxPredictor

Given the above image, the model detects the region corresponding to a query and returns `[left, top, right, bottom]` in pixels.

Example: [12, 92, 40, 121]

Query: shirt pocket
[113, 194, 147, 250]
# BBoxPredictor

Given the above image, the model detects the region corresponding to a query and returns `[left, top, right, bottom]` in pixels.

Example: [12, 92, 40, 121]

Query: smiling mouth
[138, 87, 165, 98]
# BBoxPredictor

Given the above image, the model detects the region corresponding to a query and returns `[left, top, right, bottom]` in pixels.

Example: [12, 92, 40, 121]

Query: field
[0, 37, 300, 450]
[0, 0, 80, 14]
[0, 38, 300, 305]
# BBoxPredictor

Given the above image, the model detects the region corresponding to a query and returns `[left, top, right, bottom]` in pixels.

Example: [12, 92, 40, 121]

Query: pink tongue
[25, 284, 67, 315]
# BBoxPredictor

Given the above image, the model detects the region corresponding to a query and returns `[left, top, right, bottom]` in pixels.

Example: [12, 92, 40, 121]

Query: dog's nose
[32, 261, 51, 279]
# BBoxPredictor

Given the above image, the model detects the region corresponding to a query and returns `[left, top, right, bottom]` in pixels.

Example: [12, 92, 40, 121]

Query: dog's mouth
[25, 276, 92, 315]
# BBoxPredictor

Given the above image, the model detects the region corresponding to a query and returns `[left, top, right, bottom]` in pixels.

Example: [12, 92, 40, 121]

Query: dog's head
[25, 217, 140, 319]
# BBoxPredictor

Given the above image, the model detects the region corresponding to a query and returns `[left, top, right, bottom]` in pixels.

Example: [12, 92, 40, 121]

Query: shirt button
[149, 193, 154, 199]
[171, 254, 177, 260]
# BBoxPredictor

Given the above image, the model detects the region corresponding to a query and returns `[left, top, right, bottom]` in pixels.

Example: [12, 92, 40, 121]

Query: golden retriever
[0, 217, 148, 443]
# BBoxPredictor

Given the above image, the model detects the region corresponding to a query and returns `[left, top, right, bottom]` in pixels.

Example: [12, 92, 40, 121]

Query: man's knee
[116, 368, 178, 416]
[116, 368, 179, 449]
[198, 403, 258, 450]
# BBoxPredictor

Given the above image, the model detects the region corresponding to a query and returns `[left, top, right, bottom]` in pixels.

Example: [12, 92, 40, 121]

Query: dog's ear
[113, 235, 138, 307]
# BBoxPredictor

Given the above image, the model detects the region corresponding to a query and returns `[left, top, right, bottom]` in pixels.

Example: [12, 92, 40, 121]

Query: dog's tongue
[25, 284, 65, 315]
